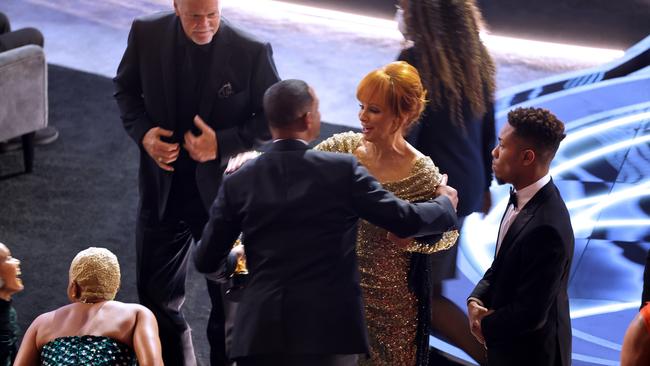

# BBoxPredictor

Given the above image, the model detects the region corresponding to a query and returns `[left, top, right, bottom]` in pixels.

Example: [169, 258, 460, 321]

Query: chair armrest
[0, 45, 48, 142]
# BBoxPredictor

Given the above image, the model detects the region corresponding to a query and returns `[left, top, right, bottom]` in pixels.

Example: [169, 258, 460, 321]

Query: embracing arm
[132, 305, 164, 366]
[480, 226, 570, 345]
[216, 43, 280, 159]
[349, 160, 457, 238]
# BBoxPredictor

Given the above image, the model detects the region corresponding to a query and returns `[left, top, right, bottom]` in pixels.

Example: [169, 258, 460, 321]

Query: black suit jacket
[194, 140, 458, 358]
[470, 180, 574, 366]
[113, 12, 280, 217]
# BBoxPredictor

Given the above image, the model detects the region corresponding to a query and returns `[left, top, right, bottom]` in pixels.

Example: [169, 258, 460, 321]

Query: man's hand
[436, 174, 459, 212]
[225, 151, 262, 174]
[142, 127, 179, 172]
[467, 300, 492, 346]
[184, 115, 218, 162]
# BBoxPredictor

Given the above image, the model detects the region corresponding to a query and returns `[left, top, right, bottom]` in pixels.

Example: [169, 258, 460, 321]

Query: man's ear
[67, 281, 80, 302]
[173, 1, 181, 16]
[299, 112, 312, 132]
[522, 149, 536, 166]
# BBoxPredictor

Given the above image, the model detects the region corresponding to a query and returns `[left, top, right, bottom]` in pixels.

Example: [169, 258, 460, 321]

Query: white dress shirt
[495, 174, 551, 255]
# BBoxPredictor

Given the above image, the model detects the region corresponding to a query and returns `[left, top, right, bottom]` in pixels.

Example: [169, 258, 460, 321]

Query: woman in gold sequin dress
[315, 61, 458, 366]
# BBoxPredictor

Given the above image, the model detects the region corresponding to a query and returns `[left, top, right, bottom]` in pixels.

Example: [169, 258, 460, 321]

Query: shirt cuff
[467, 297, 485, 307]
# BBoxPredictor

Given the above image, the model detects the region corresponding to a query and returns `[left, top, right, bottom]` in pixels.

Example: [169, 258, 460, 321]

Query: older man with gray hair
[113, 0, 280, 363]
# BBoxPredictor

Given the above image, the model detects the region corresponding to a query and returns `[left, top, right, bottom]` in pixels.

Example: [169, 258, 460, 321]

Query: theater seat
[0, 44, 47, 173]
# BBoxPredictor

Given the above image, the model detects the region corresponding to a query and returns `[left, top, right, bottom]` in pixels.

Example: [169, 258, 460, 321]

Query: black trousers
[136, 183, 236, 366]
[237, 354, 359, 366]
[0, 11, 43, 52]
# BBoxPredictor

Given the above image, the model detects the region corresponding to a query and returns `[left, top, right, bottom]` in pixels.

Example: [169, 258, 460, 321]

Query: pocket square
[218, 82, 233, 99]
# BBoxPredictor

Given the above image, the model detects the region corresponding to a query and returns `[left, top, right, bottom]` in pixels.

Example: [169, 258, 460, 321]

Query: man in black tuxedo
[194, 79, 459, 366]
[113, 0, 280, 364]
[467, 107, 574, 366]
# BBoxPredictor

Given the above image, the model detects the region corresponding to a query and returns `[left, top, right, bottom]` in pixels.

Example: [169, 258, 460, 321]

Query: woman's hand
[225, 151, 261, 174]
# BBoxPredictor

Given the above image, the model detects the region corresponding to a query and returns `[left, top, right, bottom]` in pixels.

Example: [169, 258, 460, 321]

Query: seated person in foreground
[622, 303, 650, 366]
[14, 247, 163, 366]
[622, 250, 650, 366]
[0, 242, 24, 365]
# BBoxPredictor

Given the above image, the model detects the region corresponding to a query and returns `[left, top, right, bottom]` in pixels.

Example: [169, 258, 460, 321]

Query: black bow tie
[508, 187, 518, 209]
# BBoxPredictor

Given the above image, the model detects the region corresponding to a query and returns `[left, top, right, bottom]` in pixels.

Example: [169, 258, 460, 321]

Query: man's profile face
[492, 123, 525, 185]
[174, 0, 221, 45]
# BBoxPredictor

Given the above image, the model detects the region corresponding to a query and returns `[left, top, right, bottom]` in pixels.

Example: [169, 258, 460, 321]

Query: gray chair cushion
[0, 44, 48, 142]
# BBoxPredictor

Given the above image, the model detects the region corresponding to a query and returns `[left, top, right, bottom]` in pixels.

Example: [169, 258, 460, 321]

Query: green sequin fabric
[40, 336, 136, 366]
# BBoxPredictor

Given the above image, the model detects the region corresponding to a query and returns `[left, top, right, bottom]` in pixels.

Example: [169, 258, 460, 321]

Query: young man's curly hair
[508, 107, 566, 162]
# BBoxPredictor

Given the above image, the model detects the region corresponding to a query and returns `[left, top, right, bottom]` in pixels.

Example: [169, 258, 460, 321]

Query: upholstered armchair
[0, 44, 47, 173]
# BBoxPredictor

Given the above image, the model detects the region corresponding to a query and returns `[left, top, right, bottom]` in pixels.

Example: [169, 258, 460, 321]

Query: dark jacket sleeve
[216, 42, 280, 158]
[194, 177, 242, 273]
[113, 19, 154, 147]
[481, 94, 495, 190]
[480, 225, 570, 345]
[348, 158, 458, 238]
[469, 266, 495, 305]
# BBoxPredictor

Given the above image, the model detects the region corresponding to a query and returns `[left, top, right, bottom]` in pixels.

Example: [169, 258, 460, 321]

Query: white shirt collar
[514, 174, 551, 210]
[273, 138, 309, 145]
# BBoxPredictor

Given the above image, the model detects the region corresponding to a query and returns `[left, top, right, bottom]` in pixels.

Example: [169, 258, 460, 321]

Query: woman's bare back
[34, 300, 143, 349]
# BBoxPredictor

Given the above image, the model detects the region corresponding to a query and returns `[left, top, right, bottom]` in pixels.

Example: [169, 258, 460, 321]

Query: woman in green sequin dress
[15, 247, 163, 366]
[0, 242, 23, 366]
[315, 61, 458, 366]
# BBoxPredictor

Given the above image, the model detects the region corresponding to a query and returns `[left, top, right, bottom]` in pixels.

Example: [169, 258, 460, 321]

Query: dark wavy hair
[404, 0, 495, 128]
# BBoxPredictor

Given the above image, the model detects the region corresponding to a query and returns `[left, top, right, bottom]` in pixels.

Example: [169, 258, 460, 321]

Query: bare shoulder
[30, 307, 66, 347]
[104, 301, 149, 312]
[407, 142, 427, 159]
[106, 301, 155, 318]
[29, 309, 56, 330]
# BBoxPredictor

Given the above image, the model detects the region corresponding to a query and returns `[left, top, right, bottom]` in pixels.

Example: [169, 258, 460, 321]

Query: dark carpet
[0, 64, 354, 364]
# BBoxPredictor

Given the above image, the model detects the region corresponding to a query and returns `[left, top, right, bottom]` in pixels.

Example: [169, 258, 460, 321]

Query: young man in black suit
[468, 107, 574, 366]
[113, 0, 280, 364]
[194, 79, 459, 366]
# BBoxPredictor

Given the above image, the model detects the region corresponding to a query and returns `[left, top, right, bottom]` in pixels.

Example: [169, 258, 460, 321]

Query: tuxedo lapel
[495, 209, 534, 260]
[198, 22, 233, 120]
[494, 203, 510, 257]
[159, 17, 179, 131]
[494, 180, 555, 261]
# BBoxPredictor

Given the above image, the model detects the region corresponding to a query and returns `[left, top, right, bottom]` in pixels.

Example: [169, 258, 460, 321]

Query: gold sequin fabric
[316, 133, 457, 365]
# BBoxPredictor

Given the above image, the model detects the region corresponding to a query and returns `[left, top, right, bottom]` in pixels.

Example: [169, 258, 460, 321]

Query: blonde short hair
[69, 247, 121, 302]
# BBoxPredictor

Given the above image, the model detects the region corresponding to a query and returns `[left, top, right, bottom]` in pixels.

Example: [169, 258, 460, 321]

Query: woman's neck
[363, 134, 410, 162]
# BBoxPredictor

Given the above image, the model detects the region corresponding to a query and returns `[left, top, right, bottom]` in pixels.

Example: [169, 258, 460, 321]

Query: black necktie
[508, 187, 518, 209]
